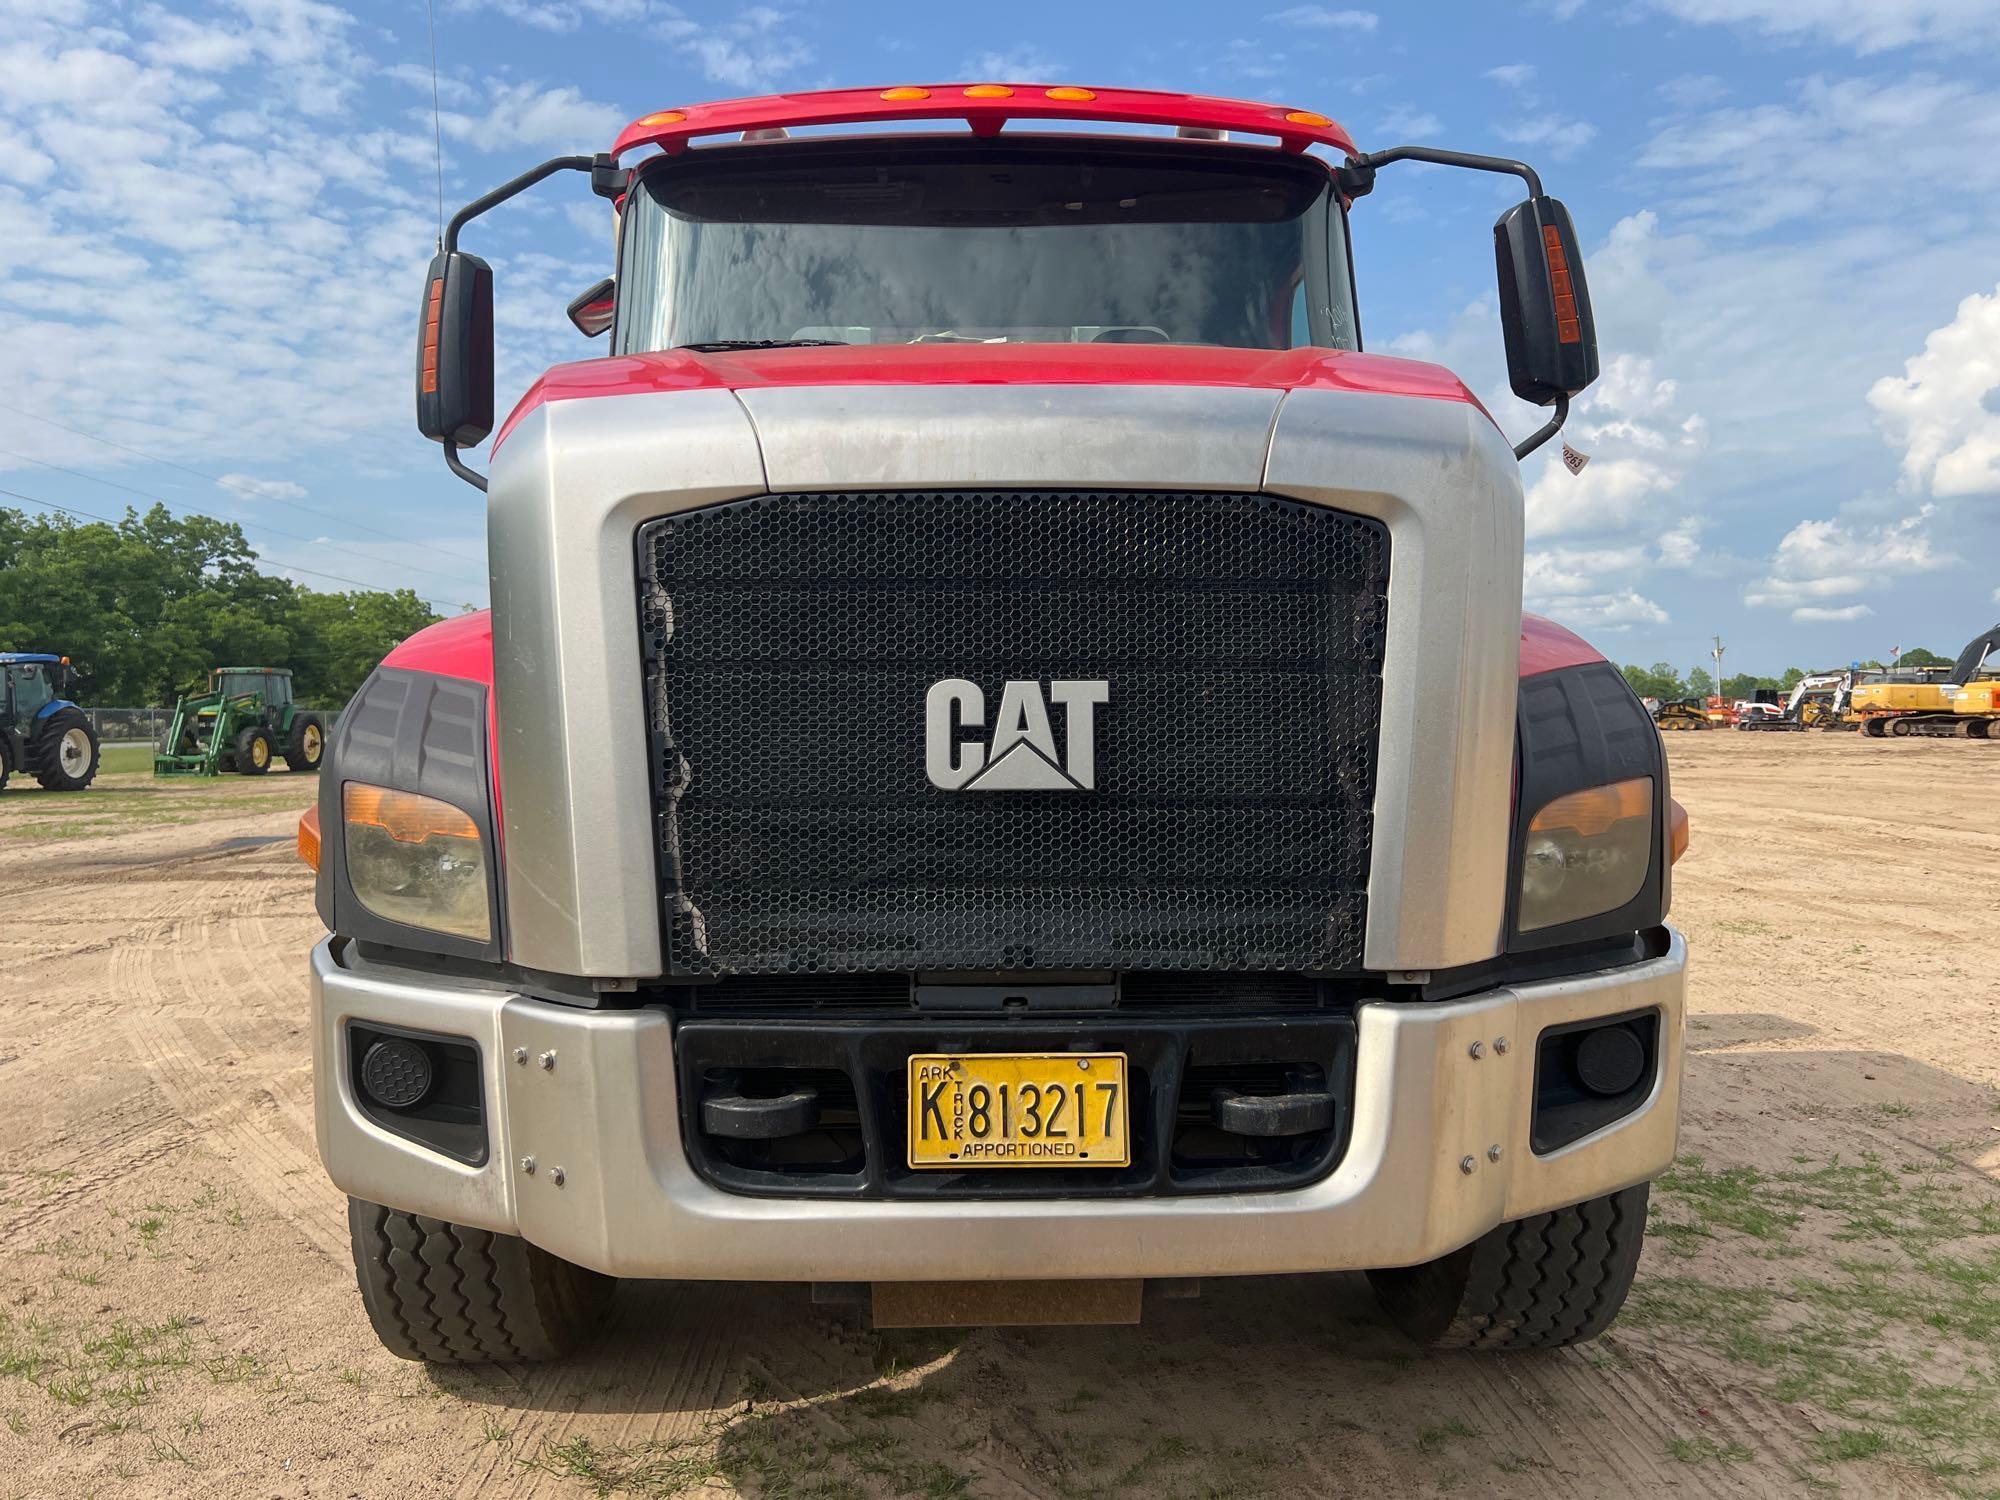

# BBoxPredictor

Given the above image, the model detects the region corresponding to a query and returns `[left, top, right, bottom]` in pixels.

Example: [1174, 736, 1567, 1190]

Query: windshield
[6, 665, 54, 715]
[616, 139, 1357, 353]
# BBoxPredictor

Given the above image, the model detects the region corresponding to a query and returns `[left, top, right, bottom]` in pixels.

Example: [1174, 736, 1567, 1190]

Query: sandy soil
[1, 733, 1996, 1499]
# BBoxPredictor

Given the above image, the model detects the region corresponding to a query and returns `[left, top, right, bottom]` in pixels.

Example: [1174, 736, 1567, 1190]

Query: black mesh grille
[638, 490, 1389, 976]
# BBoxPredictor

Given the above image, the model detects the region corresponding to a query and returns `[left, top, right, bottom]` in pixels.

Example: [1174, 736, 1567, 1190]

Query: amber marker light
[636, 109, 686, 126]
[964, 85, 1014, 98]
[1283, 109, 1331, 127]
[419, 277, 444, 395]
[880, 86, 930, 100]
[297, 805, 321, 873]
[1542, 223, 1582, 344]
[1045, 87, 1095, 101]
[1669, 797, 1690, 865]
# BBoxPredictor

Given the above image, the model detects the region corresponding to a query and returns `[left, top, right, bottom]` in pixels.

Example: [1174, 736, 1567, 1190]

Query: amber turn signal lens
[343, 784, 479, 843]
[879, 86, 929, 100]
[1283, 109, 1331, 127]
[1529, 778, 1652, 839]
[963, 84, 1014, 98]
[636, 109, 685, 126]
[1669, 797, 1690, 865]
[1045, 87, 1095, 101]
[297, 805, 321, 873]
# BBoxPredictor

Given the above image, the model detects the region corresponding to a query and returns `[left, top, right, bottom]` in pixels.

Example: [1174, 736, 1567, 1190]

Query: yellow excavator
[1855, 625, 2000, 739]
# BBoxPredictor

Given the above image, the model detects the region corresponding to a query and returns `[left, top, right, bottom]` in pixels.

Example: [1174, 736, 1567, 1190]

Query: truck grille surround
[637, 490, 1390, 977]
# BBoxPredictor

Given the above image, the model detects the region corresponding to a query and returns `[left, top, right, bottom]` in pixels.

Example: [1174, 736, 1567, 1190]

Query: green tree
[1898, 647, 1947, 667]
[1780, 666, 1807, 691]
[0, 504, 440, 706]
[1622, 661, 1687, 700]
[1686, 667, 1716, 700]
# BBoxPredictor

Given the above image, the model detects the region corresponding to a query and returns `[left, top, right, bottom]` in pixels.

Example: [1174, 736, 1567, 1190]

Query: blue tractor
[0, 653, 100, 792]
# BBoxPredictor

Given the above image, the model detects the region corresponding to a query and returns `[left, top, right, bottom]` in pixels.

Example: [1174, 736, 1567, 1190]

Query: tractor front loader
[155, 668, 326, 777]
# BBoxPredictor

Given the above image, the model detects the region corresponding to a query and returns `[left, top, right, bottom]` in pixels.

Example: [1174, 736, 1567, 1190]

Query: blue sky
[3, 0, 1997, 676]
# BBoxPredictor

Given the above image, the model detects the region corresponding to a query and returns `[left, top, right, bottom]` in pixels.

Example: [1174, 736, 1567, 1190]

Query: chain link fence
[85, 708, 342, 745]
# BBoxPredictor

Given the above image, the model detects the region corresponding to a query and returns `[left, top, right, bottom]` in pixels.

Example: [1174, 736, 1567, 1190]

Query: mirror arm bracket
[1341, 145, 1543, 199]
[1345, 145, 1575, 462]
[432, 153, 608, 492]
[1511, 392, 1569, 461]
[443, 442, 489, 493]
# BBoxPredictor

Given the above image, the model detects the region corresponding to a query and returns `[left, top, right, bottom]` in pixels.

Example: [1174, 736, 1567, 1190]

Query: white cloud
[655, 6, 812, 90]
[0, 121, 53, 183]
[1745, 506, 1946, 619]
[1496, 114, 1597, 158]
[1521, 354, 1708, 540]
[1637, 76, 2000, 234]
[1484, 64, 1535, 88]
[961, 47, 1064, 80]
[1867, 282, 2000, 500]
[1376, 105, 1442, 140]
[218, 472, 307, 501]
[1267, 6, 1379, 28]
[1656, 74, 1726, 107]
[1793, 604, 1874, 622]
[1656, 517, 1705, 568]
[1528, 589, 1671, 631]
[1643, 0, 2000, 54]
[438, 81, 625, 152]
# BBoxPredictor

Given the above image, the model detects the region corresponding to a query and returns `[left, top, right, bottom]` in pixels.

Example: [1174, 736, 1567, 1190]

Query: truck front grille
[637, 490, 1389, 976]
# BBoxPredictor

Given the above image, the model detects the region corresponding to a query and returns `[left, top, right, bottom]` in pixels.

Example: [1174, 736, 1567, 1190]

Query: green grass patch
[1667, 1435, 1753, 1464]
[1639, 1147, 2000, 1488]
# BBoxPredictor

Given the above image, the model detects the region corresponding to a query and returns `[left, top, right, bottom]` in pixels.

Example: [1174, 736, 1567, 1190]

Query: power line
[0, 400, 488, 567]
[0, 446, 488, 591]
[0, 485, 467, 613]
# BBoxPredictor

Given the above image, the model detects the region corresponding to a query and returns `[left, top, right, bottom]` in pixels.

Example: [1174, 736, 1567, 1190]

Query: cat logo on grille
[925, 679, 1108, 791]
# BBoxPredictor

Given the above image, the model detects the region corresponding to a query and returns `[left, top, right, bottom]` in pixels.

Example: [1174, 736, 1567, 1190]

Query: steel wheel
[58, 726, 91, 777]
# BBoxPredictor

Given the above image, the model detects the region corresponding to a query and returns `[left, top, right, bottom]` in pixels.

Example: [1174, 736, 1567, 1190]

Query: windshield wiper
[675, 339, 848, 352]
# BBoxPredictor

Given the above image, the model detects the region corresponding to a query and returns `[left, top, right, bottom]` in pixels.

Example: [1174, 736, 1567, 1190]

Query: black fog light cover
[346, 1022, 487, 1165]
[360, 1037, 434, 1109]
[1573, 1024, 1647, 1098]
[1531, 1010, 1660, 1155]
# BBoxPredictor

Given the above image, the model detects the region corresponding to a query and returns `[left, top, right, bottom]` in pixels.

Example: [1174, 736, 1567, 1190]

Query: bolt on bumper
[311, 931, 1686, 1282]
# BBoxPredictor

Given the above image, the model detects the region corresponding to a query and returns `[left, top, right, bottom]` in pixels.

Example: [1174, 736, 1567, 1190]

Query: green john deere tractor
[155, 667, 326, 778]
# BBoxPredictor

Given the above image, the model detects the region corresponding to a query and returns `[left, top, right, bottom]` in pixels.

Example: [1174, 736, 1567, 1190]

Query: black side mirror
[567, 277, 615, 338]
[415, 250, 495, 447]
[1494, 196, 1598, 406]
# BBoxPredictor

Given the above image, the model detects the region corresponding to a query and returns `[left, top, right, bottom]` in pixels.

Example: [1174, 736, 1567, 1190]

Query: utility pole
[1710, 635, 1725, 702]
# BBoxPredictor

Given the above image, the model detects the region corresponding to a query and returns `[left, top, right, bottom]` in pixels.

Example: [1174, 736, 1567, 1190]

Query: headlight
[1518, 777, 1652, 932]
[342, 784, 491, 941]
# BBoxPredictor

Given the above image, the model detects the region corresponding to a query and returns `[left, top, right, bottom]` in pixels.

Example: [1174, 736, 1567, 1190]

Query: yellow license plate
[907, 1053, 1130, 1169]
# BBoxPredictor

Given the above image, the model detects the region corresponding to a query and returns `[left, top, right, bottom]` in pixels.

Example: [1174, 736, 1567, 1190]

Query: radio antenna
[424, 0, 445, 249]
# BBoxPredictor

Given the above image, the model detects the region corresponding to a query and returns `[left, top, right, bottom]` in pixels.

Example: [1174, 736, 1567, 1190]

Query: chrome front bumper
[311, 932, 1686, 1281]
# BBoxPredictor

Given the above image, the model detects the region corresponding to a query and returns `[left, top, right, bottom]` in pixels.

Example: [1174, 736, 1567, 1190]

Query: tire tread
[345, 1198, 613, 1365]
[1367, 1183, 1649, 1351]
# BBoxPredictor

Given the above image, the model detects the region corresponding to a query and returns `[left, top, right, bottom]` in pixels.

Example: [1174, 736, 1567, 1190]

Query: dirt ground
[1, 733, 1997, 1499]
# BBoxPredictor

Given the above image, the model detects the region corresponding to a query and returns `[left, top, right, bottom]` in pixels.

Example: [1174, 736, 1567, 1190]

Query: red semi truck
[303, 84, 1689, 1362]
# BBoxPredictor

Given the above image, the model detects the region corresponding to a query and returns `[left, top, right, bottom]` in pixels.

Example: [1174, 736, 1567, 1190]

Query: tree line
[0, 505, 444, 707]
[1620, 647, 1950, 704]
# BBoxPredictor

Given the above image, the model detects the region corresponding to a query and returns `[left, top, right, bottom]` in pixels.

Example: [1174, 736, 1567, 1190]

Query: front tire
[1367, 1183, 1648, 1350]
[283, 714, 324, 772]
[346, 1198, 616, 1364]
[32, 708, 100, 791]
[235, 725, 274, 775]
